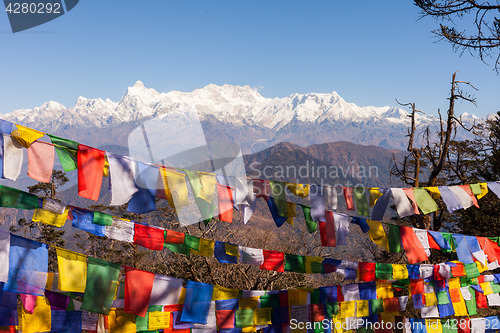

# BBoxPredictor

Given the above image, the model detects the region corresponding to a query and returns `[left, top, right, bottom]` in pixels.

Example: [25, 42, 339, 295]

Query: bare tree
[415, 0, 500, 72]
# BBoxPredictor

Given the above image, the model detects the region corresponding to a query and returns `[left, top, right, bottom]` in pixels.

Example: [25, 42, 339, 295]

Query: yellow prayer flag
[225, 243, 240, 257]
[340, 301, 356, 318]
[56, 248, 87, 293]
[160, 168, 189, 208]
[305, 256, 323, 274]
[367, 220, 389, 252]
[198, 172, 217, 203]
[376, 281, 394, 299]
[212, 285, 240, 301]
[21, 296, 51, 333]
[286, 202, 297, 225]
[11, 124, 45, 148]
[476, 261, 489, 273]
[191, 238, 215, 257]
[178, 287, 186, 304]
[451, 293, 468, 316]
[239, 297, 259, 309]
[424, 293, 438, 306]
[45, 272, 54, 290]
[356, 300, 369, 317]
[331, 313, 343, 333]
[288, 289, 309, 306]
[480, 282, 494, 295]
[242, 325, 257, 333]
[392, 264, 408, 280]
[103, 156, 110, 177]
[477, 182, 489, 199]
[108, 309, 136, 333]
[149, 311, 169, 330]
[380, 312, 396, 324]
[449, 278, 461, 290]
[425, 187, 441, 199]
[368, 188, 382, 207]
[426, 319, 442, 333]
[286, 183, 309, 198]
[254, 308, 272, 326]
[32, 208, 69, 227]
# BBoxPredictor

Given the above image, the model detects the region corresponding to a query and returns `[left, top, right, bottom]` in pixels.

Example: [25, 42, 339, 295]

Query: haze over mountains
[1, 81, 480, 154]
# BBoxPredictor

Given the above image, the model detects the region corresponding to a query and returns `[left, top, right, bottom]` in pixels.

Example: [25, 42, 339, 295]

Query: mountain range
[0, 81, 481, 154]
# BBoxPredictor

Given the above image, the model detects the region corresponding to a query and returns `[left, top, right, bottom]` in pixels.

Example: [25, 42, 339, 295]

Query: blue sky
[0, 0, 498, 117]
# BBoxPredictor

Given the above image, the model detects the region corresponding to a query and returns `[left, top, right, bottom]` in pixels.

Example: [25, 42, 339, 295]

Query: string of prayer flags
[80, 257, 120, 315]
[27, 141, 54, 183]
[77, 144, 105, 201]
[2, 134, 23, 181]
[124, 266, 155, 317]
[56, 248, 87, 293]
[5, 235, 48, 296]
[106, 153, 138, 206]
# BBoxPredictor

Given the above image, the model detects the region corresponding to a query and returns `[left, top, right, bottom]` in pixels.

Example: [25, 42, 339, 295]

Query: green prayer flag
[184, 234, 200, 251]
[387, 224, 401, 253]
[164, 243, 190, 255]
[80, 257, 121, 315]
[310, 289, 320, 304]
[235, 309, 254, 328]
[270, 181, 288, 217]
[464, 263, 480, 278]
[469, 184, 482, 195]
[118, 281, 125, 299]
[260, 294, 280, 308]
[413, 188, 438, 214]
[310, 261, 323, 274]
[284, 254, 306, 273]
[92, 211, 113, 226]
[324, 303, 339, 318]
[48, 134, 79, 172]
[464, 287, 477, 316]
[441, 233, 454, 252]
[65, 299, 75, 311]
[375, 263, 393, 280]
[491, 282, 500, 294]
[353, 186, 369, 217]
[0, 185, 38, 209]
[441, 319, 458, 333]
[436, 291, 450, 305]
[135, 312, 149, 331]
[314, 322, 325, 333]
[301, 205, 317, 233]
[392, 279, 409, 289]
[370, 299, 384, 314]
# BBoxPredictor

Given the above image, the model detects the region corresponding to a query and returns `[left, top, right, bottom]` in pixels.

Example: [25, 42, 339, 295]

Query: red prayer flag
[124, 266, 155, 317]
[459, 185, 479, 208]
[450, 262, 465, 277]
[427, 234, 441, 250]
[478, 237, 500, 263]
[475, 289, 488, 308]
[217, 184, 233, 223]
[336, 286, 344, 302]
[319, 211, 336, 247]
[410, 279, 424, 295]
[358, 262, 376, 282]
[27, 141, 55, 183]
[449, 289, 461, 303]
[134, 224, 165, 251]
[77, 144, 105, 201]
[400, 226, 429, 264]
[252, 179, 270, 200]
[165, 230, 185, 244]
[383, 297, 401, 313]
[216, 310, 235, 329]
[458, 319, 470, 333]
[309, 304, 326, 322]
[260, 250, 284, 272]
[343, 187, 355, 211]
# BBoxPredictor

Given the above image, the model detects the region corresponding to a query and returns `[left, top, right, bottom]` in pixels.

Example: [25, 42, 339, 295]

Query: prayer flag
[27, 141, 54, 183]
[81, 257, 120, 315]
[124, 266, 155, 317]
[77, 144, 105, 201]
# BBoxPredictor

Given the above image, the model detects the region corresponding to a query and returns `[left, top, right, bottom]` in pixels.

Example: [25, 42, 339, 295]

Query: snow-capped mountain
[1, 81, 479, 152]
